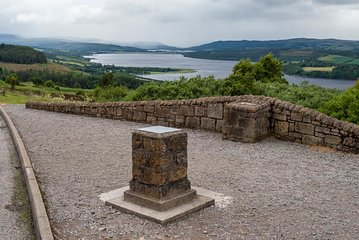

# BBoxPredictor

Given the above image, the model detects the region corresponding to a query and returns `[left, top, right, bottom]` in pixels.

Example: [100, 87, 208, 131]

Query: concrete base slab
[103, 186, 215, 225]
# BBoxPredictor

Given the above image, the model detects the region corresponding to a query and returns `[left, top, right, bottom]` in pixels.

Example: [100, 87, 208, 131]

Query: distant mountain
[0, 34, 143, 55]
[0, 34, 178, 53]
[0, 34, 26, 45]
[118, 41, 179, 51]
[184, 38, 359, 61]
[27, 40, 142, 53]
[2, 34, 359, 62]
[189, 38, 359, 51]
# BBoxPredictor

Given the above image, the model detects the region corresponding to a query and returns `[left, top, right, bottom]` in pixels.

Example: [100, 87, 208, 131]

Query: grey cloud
[1, 0, 359, 46]
[313, 0, 359, 5]
[256, 0, 305, 6]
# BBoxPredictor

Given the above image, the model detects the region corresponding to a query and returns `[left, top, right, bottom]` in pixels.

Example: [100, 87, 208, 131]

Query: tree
[219, 54, 288, 96]
[253, 54, 287, 83]
[44, 80, 55, 88]
[31, 77, 44, 87]
[99, 72, 115, 88]
[220, 59, 258, 96]
[6, 73, 17, 90]
[220, 71, 258, 96]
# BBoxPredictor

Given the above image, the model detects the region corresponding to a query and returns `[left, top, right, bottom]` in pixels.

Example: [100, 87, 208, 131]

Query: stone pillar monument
[105, 126, 214, 224]
[125, 126, 197, 211]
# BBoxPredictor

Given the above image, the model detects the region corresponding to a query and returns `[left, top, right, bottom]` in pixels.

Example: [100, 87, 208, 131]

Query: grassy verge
[10, 153, 36, 239]
[0, 81, 93, 104]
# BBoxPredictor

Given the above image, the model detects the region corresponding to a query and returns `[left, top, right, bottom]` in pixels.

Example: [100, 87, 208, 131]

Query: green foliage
[44, 80, 55, 88]
[220, 54, 286, 96]
[93, 86, 128, 102]
[257, 81, 341, 109]
[283, 59, 359, 80]
[99, 72, 115, 88]
[7, 67, 147, 90]
[0, 44, 47, 64]
[128, 76, 221, 101]
[76, 90, 85, 96]
[5, 73, 18, 90]
[221, 71, 257, 96]
[320, 81, 359, 124]
[31, 77, 44, 87]
[253, 54, 287, 83]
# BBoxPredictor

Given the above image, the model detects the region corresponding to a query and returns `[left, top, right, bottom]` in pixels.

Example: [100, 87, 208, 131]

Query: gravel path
[0, 112, 34, 240]
[4, 104, 359, 240]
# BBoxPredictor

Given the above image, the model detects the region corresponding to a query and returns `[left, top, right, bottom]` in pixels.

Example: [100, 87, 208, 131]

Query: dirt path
[4, 104, 359, 240]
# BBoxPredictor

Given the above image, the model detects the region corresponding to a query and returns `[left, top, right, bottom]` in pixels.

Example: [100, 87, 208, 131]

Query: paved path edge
[0, 105, 54, 240]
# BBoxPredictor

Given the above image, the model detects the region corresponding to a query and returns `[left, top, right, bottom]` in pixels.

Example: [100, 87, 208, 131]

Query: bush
[94, 86, 128, 102]
[5, 73, 18, 90]
[44, 80, 55, 88]
[128, 76, 221, 101]
[76, 90, 85, 96]
[320, 81, 359, 124]
[31, 77, 44, 87]
[257, 81, 341, 109]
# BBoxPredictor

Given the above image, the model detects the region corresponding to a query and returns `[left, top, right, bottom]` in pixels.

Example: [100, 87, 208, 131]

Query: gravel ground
[4, 104, 359, 240]
[0, 112, 34, 240]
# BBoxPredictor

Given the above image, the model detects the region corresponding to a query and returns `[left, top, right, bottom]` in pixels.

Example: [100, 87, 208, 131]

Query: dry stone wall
[271, 100, 359, 153]
[26, 95, 359, 153]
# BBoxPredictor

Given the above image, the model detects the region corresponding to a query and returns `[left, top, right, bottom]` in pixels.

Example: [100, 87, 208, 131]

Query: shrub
[320, 80, 359, 124]
[31, 77, 44, 87]
[94, 86, 128, 102]
[44, 80, 55, 88]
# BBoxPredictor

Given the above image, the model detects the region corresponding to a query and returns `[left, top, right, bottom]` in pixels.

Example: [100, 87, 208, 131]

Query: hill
[0, 34, 144, 56]
[188, 38, 359, 51]
[184, 38, 359, 61]
[0, 44, 47, 64]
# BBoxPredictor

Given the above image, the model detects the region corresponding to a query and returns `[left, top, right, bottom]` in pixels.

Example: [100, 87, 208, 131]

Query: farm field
[0, 62, 73, 73]
[318, 55, 359, 65]
[303, 66, 334, 72]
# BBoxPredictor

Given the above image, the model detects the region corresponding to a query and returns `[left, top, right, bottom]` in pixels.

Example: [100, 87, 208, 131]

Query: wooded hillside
[0, 44, 47, 64]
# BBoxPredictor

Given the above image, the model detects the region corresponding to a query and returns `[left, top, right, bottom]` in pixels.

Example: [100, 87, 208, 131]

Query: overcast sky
[1, 0, 359, 47]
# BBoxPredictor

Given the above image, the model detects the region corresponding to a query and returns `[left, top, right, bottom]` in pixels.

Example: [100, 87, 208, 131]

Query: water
[88, 53, 357, 90]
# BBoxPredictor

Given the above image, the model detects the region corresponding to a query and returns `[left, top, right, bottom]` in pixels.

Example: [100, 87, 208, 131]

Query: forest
[0, 44, 47, 64]
[283, 61, 359, 80]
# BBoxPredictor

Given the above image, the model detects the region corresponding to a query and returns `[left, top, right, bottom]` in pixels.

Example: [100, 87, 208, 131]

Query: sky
[0, 0, 359, 47]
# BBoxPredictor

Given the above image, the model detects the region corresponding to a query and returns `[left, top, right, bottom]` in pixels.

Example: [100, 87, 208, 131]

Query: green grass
[318, 55, 359, 65]
[0, 61, 73, 73]
[18, 82, 93, 95]
[0, 81, 93, 104]
[0, 91, 54, 104]
[279, 50, 314, 57]
[303, 66, 334, 72]
[10, 154, 36, 239]
[350, 59, 359, 65]
[50, 59, 85, 67]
